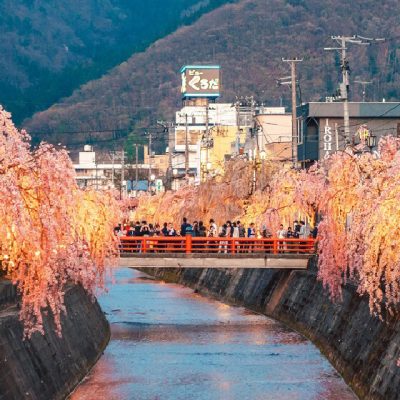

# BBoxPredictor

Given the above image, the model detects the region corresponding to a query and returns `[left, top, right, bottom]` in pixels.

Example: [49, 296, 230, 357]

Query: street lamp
[366, 134, 377, 151]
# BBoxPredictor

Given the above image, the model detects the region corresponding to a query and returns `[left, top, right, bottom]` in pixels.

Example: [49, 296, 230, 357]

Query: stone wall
[0, 281, 110, 400]
[142, 259, 400, 400]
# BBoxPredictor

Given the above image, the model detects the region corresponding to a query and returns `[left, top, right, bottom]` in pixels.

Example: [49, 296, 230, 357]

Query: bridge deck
[119, 236, 315, 269]
[120, 253, 311, 269]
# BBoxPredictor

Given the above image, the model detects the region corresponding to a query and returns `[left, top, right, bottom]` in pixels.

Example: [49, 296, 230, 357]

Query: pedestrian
[208, 219, 218, 237]
[127, 225, 135, 237]
[219, 223, 228, 253]
[148, 223, 155, 236]
[293, 220, 301, 238]
[238, 221, 246, 237]
[193, 221, 199, 237]
[277, 224, 286, 252]
[299, 220, 309, 253]
[134, 221, 142, 236]
[277, 224, 286, 239]
[168, 223, 176, 236]
[286, 226, 294, 252]
[247, 223, 256, 238]
[198, 221, 207, 237]
[311, 224, 318, 239]
[161, 222, 169, 236]
[226, 221, 233, 237]
[180, 217, 190, 236]
[299, 221, 307, 239]
[247, 223, 256, 253]
[140, 221, 150, 236]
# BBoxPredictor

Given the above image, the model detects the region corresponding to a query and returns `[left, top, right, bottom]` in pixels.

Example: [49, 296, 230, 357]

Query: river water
[70, 268, 357, 400]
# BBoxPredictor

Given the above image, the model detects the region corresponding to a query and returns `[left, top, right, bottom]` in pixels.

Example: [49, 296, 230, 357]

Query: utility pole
[235, 98, 241, 154]
[185, 113, 189, 182]
[120, 149, 125, 200]
[354, 80, 372, 102]
[147, 131, 152, 192]
[157, 119, 175, 190]
[282, 58, 303, 168]
[168, 122, 174, 188]
[135, 143, 139, 191]
[205, 100, 210, 180]
[325, 35, 384, 145]
[111, 151, 115, 188]
[95, 161, 98, 190]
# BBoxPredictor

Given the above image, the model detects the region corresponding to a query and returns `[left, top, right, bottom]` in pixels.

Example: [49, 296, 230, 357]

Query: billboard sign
[181, 65, 220, 98]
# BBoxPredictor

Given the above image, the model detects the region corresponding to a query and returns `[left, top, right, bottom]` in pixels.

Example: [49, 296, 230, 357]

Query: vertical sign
[323, 118, 333, 158]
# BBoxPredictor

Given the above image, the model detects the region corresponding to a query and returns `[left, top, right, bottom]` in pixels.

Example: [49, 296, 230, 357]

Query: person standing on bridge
[140, 221, 150, 237]
[161, 222, 169, 236]
[168, 223, 177, 236]
[208, 219, 218, 237]
[198, 221, 207, 237]
[277, 224, 286, 252]
[180, 217, 193, 236]
[208, 219, 218, 253]
[134, 221, 142, 236]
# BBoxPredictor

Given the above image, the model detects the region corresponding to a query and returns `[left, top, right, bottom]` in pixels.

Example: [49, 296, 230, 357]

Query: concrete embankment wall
[142, 259, 400, 400]
[0, 280, 110, 400]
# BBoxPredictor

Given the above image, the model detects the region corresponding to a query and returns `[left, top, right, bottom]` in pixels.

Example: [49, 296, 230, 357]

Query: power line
[324, 35, 385, 144]
[335, 102, 400, 132]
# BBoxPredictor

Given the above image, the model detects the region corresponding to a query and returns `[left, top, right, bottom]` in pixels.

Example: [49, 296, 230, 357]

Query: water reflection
[70, 268, 357, 400]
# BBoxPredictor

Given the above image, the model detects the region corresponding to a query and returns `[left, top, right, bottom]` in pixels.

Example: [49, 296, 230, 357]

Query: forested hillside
[23, 0, 400, 150]
[0, 0, 233, 123]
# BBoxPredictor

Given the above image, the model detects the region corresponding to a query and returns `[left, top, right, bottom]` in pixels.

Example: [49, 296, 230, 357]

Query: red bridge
[119, 236, 316, 269]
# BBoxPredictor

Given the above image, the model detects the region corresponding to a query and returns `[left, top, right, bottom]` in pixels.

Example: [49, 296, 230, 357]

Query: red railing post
[230, 238, 236, 254]
[142, 237, 147, 253]
[273, 239, 278, 255]
[186, 234, 192, 254]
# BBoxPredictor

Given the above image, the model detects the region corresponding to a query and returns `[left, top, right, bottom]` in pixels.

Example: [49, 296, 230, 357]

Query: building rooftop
[299, 102, 400, 118]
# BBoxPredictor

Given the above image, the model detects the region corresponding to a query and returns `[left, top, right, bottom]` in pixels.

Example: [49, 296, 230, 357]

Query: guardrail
[119, 236, 316, 255]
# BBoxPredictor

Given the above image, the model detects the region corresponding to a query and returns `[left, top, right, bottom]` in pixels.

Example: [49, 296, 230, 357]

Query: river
[69, 268, 357, 400]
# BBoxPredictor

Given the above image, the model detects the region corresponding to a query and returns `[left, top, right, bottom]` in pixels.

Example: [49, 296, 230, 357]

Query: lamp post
[366, 134, 377, 152]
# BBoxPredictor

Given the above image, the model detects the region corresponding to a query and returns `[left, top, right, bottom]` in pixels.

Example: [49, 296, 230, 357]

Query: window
[297, 118, 303, 144]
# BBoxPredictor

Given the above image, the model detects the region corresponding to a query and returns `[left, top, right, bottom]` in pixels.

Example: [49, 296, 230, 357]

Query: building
[73, 145, 120, 190]
[253, 107, 292, 163]
[171, 65, 293, 188]
[73, 145, 161, 195]
[170, 102, 252, 189]
[297, 102, 400, 166]
[143, 145, 169, 178]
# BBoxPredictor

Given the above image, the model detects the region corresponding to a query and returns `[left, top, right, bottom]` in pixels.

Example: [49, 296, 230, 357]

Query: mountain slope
[23, 0, 400, 149]
[0, 0, 233, 123]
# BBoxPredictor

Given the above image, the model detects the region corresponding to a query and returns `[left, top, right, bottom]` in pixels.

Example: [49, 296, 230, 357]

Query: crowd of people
[115, 218, 318, 239]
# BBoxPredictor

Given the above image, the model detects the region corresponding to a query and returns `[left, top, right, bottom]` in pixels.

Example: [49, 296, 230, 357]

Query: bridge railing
[119, 236, 316, 255]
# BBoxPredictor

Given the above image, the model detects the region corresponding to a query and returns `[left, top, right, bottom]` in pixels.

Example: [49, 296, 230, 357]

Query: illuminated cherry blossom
[0, 106, 120, 337]
[133, 136, 400, 316]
